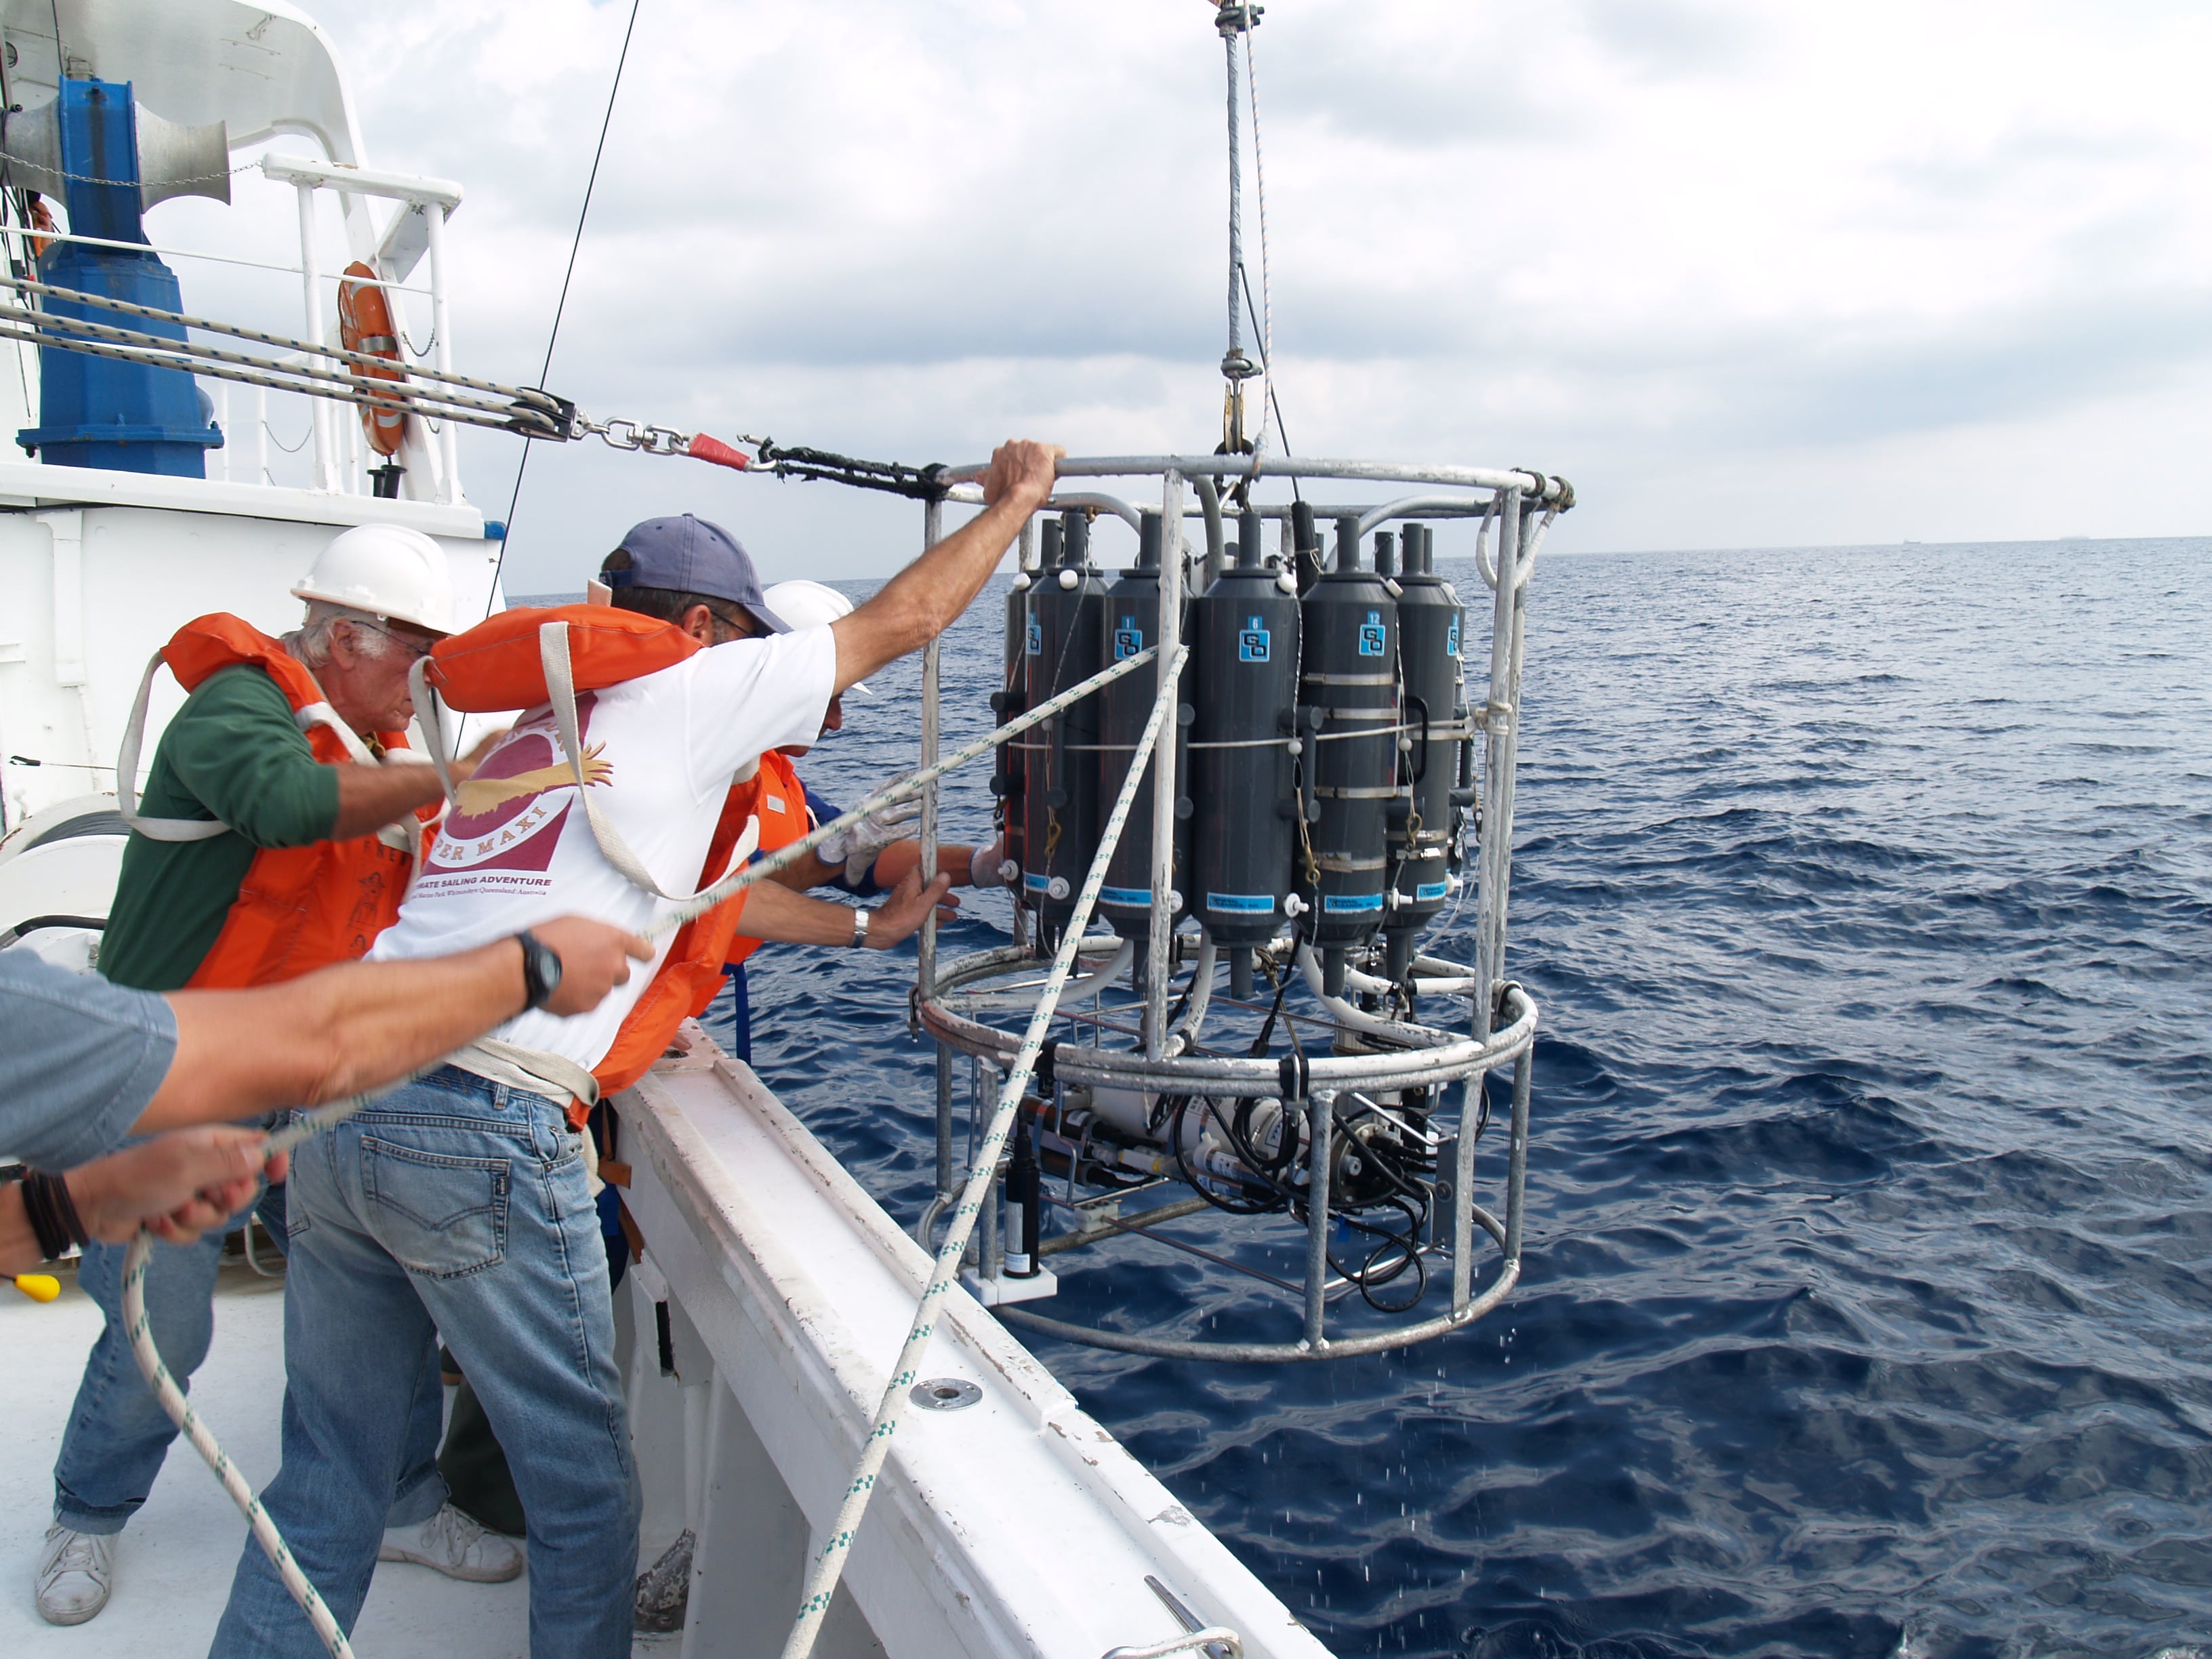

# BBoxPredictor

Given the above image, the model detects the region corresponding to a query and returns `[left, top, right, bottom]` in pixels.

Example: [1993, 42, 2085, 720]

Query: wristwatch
[850, 908, 872, 949]
[515, 929, 564, 1010]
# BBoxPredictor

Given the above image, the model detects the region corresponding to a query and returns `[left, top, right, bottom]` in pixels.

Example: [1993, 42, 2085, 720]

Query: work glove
[820, 783, 922, 888]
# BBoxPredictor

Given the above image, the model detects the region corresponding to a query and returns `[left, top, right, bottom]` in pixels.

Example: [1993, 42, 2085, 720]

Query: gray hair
[284, 602, 396, 668]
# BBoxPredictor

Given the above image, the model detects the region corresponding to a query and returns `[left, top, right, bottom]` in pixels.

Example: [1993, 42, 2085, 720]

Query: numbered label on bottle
[1358, 609, 1387, 657]
[1239, 615, 1272, 662]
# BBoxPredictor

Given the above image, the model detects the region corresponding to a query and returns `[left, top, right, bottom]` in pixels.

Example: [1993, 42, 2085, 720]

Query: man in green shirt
[39, 524, 510, 1628]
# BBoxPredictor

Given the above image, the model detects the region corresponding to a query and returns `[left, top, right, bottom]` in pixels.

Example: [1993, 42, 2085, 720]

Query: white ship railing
[0, 151, 466, 503]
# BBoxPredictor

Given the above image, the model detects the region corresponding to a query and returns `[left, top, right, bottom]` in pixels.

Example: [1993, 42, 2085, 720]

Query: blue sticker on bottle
[1099, 885, 1151, 907]
[1357, 610, 1387, 657]
[1446, 616, 1461, 658]
[1323, 892, 1385, 914]
[1415, 880, 1450, 902]
[1023, 872, 1049, 893]
[1239, 615, 1271, 662]
[1114, 615, 1143, 661]
[1206, 893, 1276, 914]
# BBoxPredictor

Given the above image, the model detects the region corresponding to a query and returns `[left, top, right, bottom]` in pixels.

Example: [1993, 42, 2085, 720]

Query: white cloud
[167, 0, 2212, 583]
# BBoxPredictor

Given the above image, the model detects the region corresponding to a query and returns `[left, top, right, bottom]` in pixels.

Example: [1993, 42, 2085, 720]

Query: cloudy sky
[189, 1, 2212, 585]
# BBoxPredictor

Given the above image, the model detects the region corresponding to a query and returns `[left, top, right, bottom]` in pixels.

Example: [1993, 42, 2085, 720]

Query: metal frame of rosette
[908, 454, 1568, 1363]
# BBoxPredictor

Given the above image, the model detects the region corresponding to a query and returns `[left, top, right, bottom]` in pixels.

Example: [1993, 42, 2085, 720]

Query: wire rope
[491, 0, 642, 613]
[1242, 14, 1273, 464]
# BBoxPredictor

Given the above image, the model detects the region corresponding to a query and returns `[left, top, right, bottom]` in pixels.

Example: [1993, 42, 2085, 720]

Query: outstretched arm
[827, 440, 1061, 696]
[137, 916, 651, 1132]
[733, 868, 958, 949]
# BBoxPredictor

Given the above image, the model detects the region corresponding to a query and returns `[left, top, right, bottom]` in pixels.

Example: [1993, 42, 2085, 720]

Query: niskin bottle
[1099, 510, 1192, 941]
[1383, 523, 1466, 981]
[1021, 512, 1107, 951]
[990, 562, 1033, 899]
[1297, 516, 1399, 994]
[1190, 507, 1302, 1000]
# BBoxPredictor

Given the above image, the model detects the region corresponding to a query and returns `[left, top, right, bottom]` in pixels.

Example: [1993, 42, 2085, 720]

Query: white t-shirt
[371, 625, 838, 1072]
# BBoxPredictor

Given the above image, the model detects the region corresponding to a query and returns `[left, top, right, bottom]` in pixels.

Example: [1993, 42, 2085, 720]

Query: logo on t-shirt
[418, 695, 612, 894]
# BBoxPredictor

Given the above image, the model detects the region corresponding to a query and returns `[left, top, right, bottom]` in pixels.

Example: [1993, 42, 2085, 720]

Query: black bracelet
[20, 1170, 87, 1261]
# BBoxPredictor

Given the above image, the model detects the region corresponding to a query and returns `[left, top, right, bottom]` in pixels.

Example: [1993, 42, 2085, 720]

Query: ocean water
[702, 535, 2212, 1659]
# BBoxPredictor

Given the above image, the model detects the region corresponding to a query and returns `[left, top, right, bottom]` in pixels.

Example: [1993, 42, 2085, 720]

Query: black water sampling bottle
[1297, 513, 1399, 996]
[1190, 505, 1303, 1002]
[991, 553, 1035, 899]
[1021, 512, 1108, 952]
[1382, 523, 1466, 983]
[1004, 1117, 1042, 1278]
[1099, 510, 1193, 946]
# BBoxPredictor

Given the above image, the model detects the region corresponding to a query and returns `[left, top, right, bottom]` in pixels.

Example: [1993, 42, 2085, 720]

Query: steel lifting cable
[1241, 7, 1275, 462]
[121, 638, 1160, 1659]
[0, 273, 567, 415]
[492, 0, 642, 606]
[0, 269, 947, 489]
[0, 314, 553, 437]
[777, 644, 1191, 1659]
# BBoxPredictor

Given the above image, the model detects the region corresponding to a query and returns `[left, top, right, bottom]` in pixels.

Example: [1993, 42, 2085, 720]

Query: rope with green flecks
[778, 644, 1188, 1659]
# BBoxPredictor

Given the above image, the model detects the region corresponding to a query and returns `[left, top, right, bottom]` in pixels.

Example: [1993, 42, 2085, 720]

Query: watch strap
[851, 907, 872, 949]
[515, 928, 562, 1010]
[21, 1170, 87, 1261]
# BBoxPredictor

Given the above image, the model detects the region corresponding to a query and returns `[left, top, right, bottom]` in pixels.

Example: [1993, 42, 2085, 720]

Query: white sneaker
[35, 1525, 115, 1626]
[377, 1503, 524, 1583]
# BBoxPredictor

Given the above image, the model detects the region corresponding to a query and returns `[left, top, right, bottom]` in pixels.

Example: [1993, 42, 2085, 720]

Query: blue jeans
[52, 1182, 444, 1536]
[211, 1067, 638, 1659]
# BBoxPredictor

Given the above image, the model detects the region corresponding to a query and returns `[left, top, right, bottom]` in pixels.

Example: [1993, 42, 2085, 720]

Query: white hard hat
[291, 524, 456, 635]
[762, 579, 869, 695]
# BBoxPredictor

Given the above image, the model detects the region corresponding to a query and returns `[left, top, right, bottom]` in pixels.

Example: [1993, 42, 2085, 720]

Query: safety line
[778, 644, 1189, 1659]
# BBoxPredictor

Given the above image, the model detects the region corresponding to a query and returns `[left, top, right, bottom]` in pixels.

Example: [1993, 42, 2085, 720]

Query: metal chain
[0, 148, 257, 189]
[581, 416, 693, 455]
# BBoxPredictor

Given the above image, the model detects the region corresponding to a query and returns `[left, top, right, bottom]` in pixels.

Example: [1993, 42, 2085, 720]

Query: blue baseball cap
[604, 514, 790, 633]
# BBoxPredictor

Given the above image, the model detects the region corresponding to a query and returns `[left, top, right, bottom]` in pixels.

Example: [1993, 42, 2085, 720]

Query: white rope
[777, 644, 1189, 1659]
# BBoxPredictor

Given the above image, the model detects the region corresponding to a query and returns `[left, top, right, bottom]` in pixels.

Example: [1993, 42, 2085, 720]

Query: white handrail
[261, 154, 464, 213]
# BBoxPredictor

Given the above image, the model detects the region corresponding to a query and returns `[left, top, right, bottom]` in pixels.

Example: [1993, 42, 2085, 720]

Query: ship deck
[0, 1258, 558, 1657]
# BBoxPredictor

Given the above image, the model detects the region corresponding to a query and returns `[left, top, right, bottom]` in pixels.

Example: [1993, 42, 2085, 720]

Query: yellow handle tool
[12, 1273, 60, 1303]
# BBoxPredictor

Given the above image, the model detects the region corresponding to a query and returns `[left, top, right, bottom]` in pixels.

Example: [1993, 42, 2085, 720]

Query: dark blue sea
[667, 534, 2207, 1658]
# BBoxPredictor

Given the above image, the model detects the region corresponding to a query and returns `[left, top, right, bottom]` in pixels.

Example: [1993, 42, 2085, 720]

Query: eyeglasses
[706, 603, 762, 642]
[358, 619, 439, 661]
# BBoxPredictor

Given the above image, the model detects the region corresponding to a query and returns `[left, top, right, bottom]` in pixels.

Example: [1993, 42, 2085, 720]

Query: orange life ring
[26, 192, 56, 261]
[337, 260, 407, 457]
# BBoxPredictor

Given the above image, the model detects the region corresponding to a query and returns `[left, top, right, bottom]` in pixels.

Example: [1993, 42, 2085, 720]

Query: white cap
[762, 578, 869, 695]
[291, 524, 456, 635]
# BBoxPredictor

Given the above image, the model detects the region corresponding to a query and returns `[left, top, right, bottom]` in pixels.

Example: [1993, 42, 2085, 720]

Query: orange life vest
[164, 614, 431, 990]
[424, 603, 700, 712]
[722, 750, 812, 972]
[588, 766, 768, 1105]
[419, 603, 765, 1110]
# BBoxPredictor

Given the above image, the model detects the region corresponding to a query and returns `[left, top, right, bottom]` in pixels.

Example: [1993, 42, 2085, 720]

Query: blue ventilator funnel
[15, 77, 226, 476]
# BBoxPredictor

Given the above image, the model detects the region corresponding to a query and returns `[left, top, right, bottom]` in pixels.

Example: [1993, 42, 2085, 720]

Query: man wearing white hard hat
[35, 525, 518, 1629]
